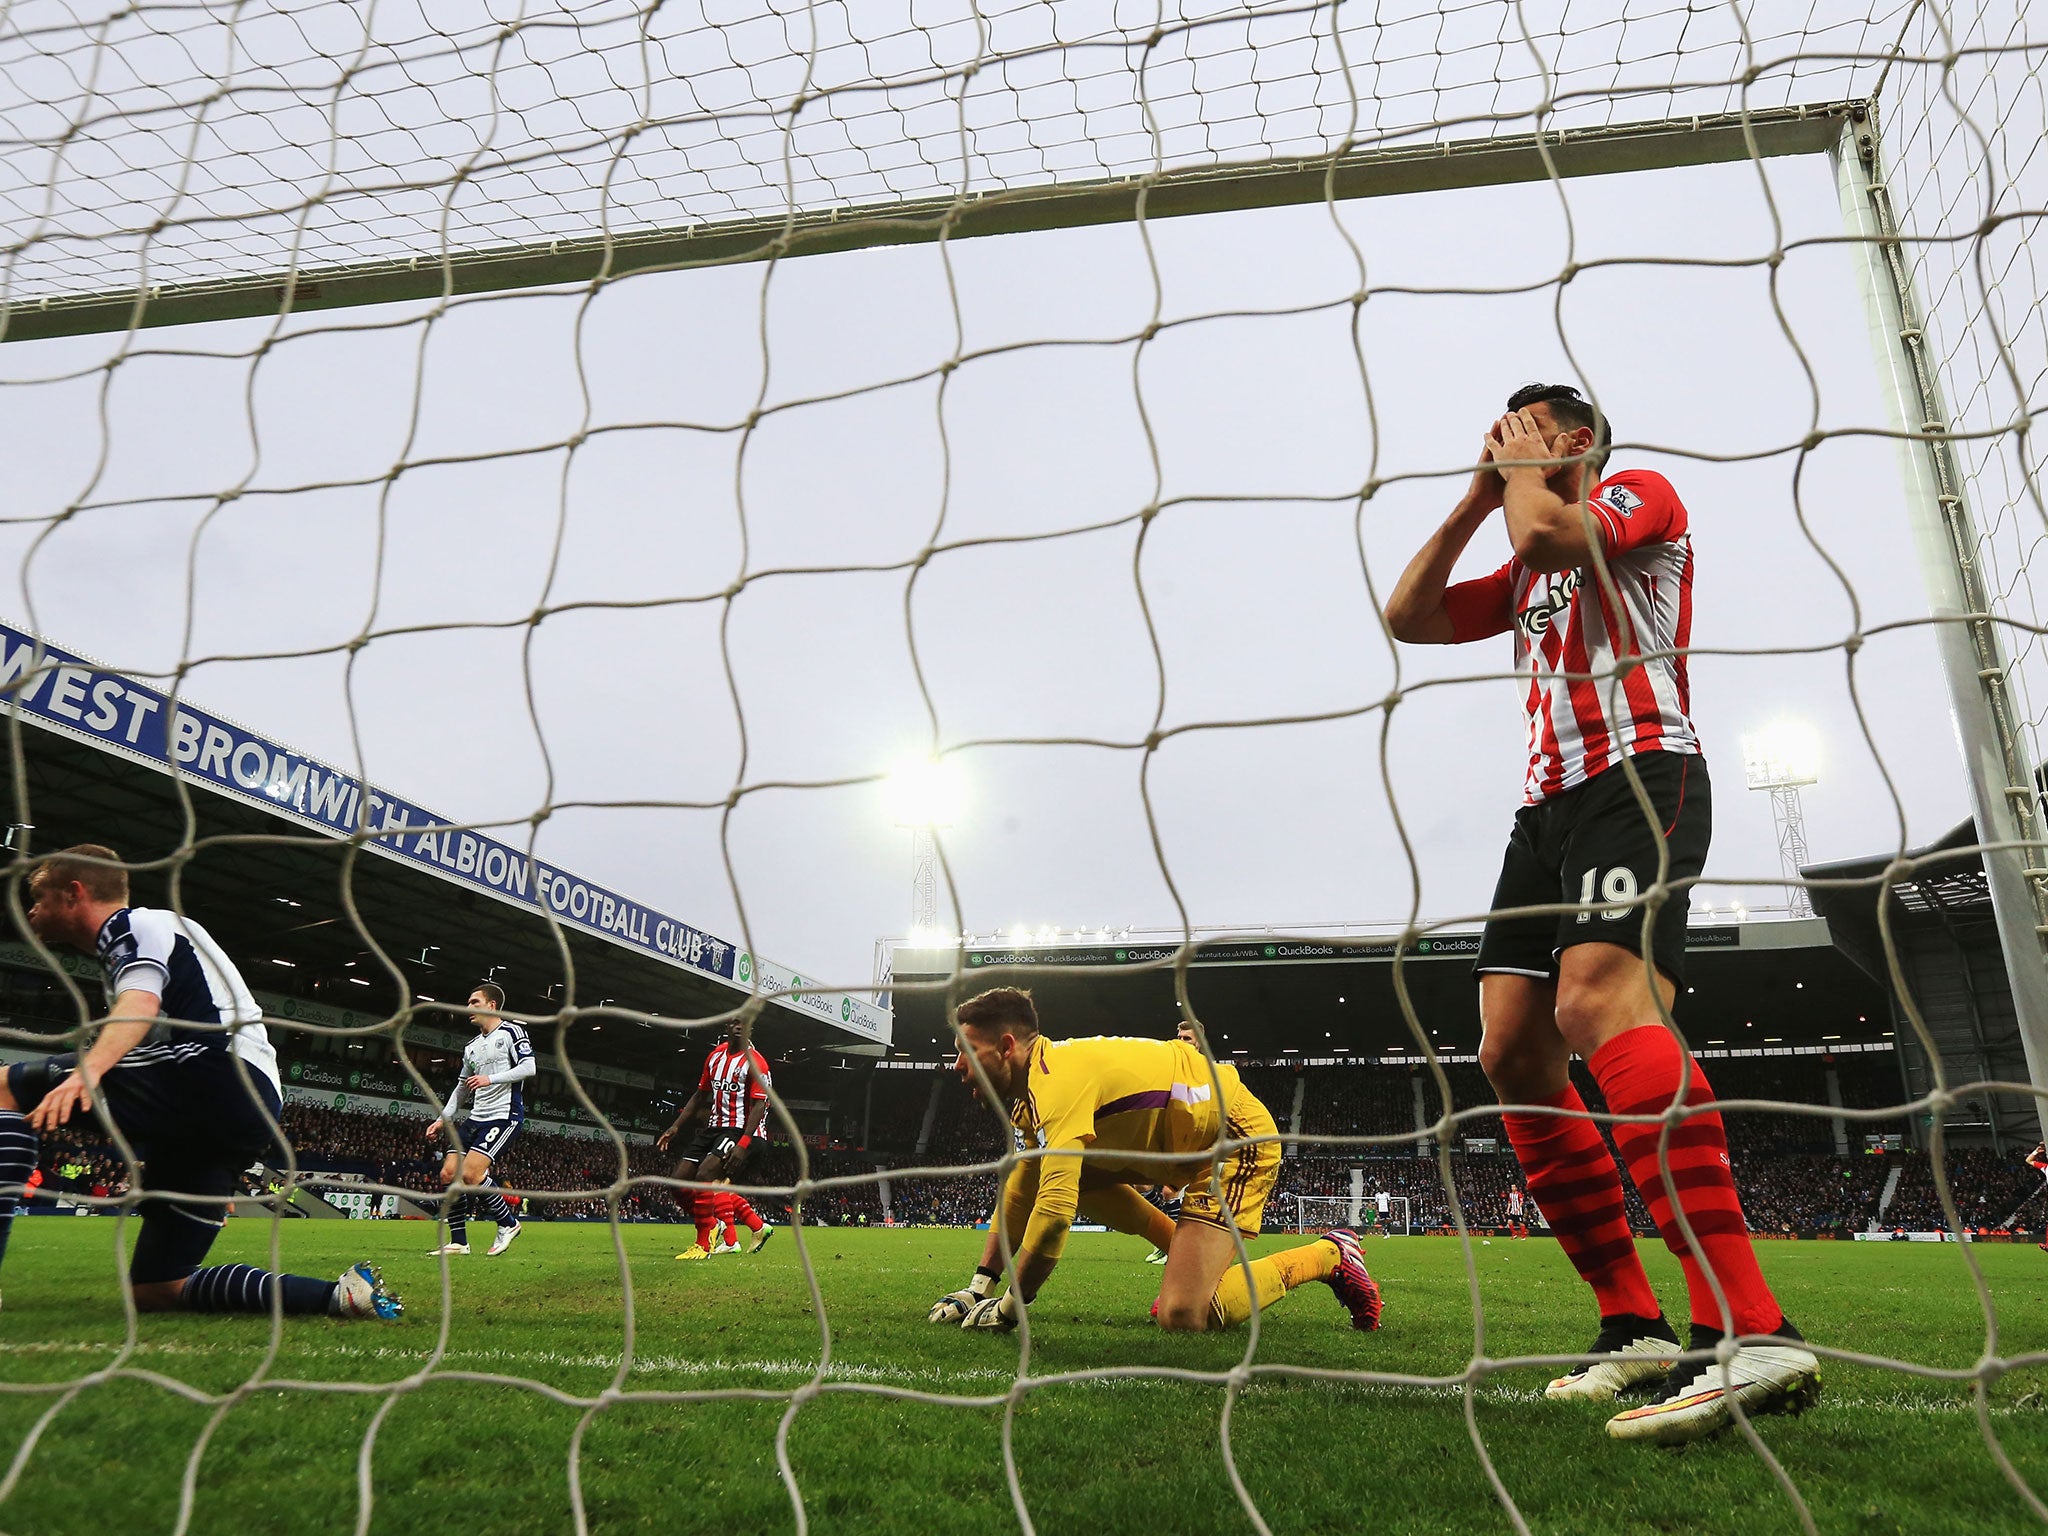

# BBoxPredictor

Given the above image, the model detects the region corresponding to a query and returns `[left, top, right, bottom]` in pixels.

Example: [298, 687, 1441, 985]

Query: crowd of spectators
[1881, 1146, 2043, 1232]
[29, 1122, 131, 1200]
[1728, 1154, 1891, 1235]
[1297, 1068, 1415, 1144]
[22, 1055, 2045, 1238]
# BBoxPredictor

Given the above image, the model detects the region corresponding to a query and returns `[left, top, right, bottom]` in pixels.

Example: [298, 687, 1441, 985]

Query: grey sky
[0, 132, 1975, 1000]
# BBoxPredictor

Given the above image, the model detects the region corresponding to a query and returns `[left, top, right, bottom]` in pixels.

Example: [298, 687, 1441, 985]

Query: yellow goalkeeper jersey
[1004, 1035, 1263, 1256]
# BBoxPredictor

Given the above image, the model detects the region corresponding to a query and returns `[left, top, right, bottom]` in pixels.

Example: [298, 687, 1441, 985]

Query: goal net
[1, 1, 2046, 1531]
[1291, 1193, 1408, 1236]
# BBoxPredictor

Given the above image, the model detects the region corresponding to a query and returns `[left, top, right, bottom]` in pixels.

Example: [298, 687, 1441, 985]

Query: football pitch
[0, 1220, 2041, 1535]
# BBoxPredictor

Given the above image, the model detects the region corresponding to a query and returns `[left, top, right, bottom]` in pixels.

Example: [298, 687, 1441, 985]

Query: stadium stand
[22, 1048, 2021, 1240]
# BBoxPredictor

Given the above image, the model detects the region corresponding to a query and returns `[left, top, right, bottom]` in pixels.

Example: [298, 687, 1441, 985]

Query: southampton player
[1387, 383, 1819, 1443]
[0, 846, 399, 1319]
[423, 983, 532, 1257]
[658, 1024, 775, 1260]
[714, 1190, 770, 1254]
[925, 988, 1381, 1334]
[1506, 1184, 1528, 1239]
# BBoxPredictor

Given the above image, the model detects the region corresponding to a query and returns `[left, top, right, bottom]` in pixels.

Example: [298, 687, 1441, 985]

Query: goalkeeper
[927, 988, 1381, 1334]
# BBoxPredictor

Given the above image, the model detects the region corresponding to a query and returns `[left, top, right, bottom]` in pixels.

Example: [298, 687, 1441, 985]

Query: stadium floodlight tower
[884, 756, 965, 945]
[1741, 723, 1821, 919]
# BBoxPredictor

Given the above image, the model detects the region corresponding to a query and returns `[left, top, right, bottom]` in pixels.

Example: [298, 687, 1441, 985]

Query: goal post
[1288, 1192, 1407, 1236]
[1832, 105, 2048, 1135]
[1, 104, 1857, 344]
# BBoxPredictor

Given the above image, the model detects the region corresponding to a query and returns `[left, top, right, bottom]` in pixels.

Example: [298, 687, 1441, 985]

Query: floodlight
[1740, 722, 1820, 789]
[884, 755, 964, 828]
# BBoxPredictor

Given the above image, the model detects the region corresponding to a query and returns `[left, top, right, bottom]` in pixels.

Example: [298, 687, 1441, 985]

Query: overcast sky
[0, 0, 2016, 1004]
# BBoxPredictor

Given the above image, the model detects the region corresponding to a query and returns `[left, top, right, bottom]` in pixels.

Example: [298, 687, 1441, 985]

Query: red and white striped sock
[1590, 1025, 1784, 1337]
[1501, 1084, 1660, 1320]
[692, 1191, 720, 1252]
[729, 1193, 765, 1233]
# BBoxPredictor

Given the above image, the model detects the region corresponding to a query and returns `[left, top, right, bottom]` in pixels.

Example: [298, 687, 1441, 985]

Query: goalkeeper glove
[927, 1265, 1001, 1324]
[960, 1290, 1020, 1331]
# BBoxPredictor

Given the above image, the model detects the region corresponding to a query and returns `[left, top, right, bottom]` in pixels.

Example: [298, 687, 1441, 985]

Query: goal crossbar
[2, 101, 1860, 345]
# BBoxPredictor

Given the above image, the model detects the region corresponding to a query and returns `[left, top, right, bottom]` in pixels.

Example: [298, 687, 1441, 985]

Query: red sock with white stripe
[1501, 1085, 1660, 1320]
[730, 1194, 765, 1233]
[692, 1191, 720, 1252]
[716, 1191, 738, 1246]
[1589, 1025, 1784, 1336]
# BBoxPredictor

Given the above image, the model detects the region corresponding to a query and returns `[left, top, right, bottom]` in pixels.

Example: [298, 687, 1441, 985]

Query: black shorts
[1474, 750, 1711, 986]
[674, 1126, 744, 1169]
[451, 1118, 521, 1162]
[7, 1047, 284, 1284]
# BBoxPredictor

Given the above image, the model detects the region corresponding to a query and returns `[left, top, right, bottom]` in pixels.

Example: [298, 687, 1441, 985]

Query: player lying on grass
[1387, 381, 1819, 1444]
[925, 987, 1380, 1334]
[0, 845, 399, 1319]
[423, 982, 532, 1258]
[658, 1023, 775, 1259]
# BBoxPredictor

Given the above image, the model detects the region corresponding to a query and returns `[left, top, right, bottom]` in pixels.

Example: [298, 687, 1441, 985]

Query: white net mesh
[1, 1, 2047, 1532]
[1, 0, 1907, 306]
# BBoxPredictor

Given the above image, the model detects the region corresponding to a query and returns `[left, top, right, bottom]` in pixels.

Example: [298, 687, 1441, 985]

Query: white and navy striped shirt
[443, 1022, 535, 1122]
[95, 906, 280, 1095]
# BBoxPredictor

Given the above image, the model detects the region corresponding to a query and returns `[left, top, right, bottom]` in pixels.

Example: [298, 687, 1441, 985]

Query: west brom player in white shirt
[1389, 384, 1819, 1444]
[0, 845, 398, 1319]
[424, 983, 534, 1257]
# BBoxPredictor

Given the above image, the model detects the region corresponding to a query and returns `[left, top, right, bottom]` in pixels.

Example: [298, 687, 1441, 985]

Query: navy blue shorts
[452, 1118, 520, 1162]
[7, 1047, 284, 1285]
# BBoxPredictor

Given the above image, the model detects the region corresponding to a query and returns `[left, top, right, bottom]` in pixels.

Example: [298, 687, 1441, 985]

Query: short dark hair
[1506, 381, 1612, 463]
[957, 987, 1039, 1038]
[470, 982, 506, 1010]
[29, 844, 128, 904]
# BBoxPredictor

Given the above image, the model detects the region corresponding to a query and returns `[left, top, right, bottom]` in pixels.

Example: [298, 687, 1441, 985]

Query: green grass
[0, 1218, 2043, 1534]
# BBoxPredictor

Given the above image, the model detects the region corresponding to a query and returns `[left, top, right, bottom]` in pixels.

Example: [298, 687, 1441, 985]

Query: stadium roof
[1802, 817, 1991, 982]
[0, 620, 889, 1079]
[886, 917, 1888, 1061]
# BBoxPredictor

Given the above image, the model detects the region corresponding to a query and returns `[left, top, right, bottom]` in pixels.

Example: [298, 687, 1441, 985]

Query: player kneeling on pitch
[0, 846, 399, 1320]
[926, 988, 1380, 1335]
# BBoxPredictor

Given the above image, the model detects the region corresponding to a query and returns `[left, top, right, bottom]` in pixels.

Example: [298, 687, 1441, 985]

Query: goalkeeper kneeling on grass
[926, 987, 1381, 1334]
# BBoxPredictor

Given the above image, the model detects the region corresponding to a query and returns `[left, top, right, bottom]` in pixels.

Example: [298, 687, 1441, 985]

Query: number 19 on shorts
[1577, 866, 1639, 922]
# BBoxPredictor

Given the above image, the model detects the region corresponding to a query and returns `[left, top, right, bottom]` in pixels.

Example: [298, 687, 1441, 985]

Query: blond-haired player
[926, 988, 1380, 1334]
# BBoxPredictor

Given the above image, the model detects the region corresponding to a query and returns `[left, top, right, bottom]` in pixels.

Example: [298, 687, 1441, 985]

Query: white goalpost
[4, 1, 2048, 1530]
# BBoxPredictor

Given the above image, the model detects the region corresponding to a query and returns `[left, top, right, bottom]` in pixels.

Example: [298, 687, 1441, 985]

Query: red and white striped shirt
[698, 1041, 771, 1130]
[1442, 469, 1698, 803]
